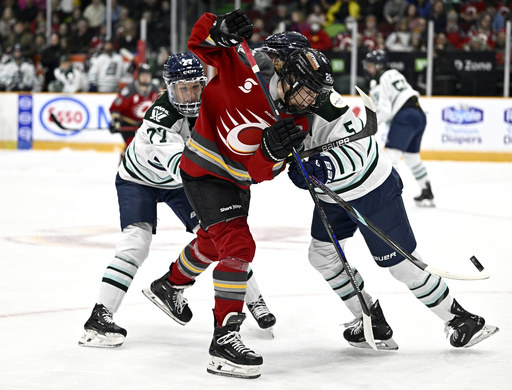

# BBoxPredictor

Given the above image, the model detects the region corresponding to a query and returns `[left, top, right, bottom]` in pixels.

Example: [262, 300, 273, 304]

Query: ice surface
[0, 150, 510, 389]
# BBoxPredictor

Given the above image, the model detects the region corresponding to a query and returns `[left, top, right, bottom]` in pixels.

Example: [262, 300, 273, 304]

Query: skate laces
[248, 297, 269, 319]
[172, 289, 188, 314]
[217, 331, 252, 354]
[100, 308, 115, 324]
[344, 317, 363, 335]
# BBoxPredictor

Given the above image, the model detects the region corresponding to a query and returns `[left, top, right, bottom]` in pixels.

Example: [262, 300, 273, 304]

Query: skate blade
[141, 288, 187, 326]
[207, 356, 261, 379]
[415, 199, 435, 207]
[463, 325, 499, 348]
[348, 337, 399, 351]
[78, 329, 124, 348]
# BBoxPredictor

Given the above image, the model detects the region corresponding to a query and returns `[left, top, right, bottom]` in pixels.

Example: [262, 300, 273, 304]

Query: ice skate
[446, 299, 499, 348]
[78, 304, 127, 348]
[414, 181, 435, 207]
[343, 300, 399, 351]
[142, 272, 194, 325]
[246, 295, 276, 336]
[207, 312, 263, 379]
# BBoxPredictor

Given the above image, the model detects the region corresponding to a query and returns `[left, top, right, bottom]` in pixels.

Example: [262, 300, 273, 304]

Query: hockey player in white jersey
[87, 37, 125, 92]
[79, 52, 275, 348]
[364, 49, 435, 207]
[286, 49, 498, 350]
[48, 54, 90, 93]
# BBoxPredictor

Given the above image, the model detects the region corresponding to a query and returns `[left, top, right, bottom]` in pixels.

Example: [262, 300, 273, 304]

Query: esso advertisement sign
[40, 97, 89, 135]
[32, 93, 117, 143]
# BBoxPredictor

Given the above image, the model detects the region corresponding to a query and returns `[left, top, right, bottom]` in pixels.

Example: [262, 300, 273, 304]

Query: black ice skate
[414, 181, 435, 207]
[246, 295, 276, 331]
[343, 300, 399, 351]
[142, 272, 194, 325]
[78, 304, 127, 348]
[207, 312, 263, 379]
[446, 299, 499, 348]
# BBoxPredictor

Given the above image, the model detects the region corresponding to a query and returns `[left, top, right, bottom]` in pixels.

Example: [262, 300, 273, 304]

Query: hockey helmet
[363, 49, 388, 74]
[162, 52, 207, 117]
[257, 31, 311, 62]
[278, 48, 334, 115]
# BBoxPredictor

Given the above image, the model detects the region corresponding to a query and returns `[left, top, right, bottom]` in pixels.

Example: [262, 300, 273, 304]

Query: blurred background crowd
[0, 0, 510, 94]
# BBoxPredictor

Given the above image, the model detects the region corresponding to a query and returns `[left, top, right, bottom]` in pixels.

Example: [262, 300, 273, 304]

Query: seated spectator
[383, 0, 408, 25]
[265, 4, 290, 34]
[459, 1, 486, 23]
[415, 0, 433, 20]
[0, 43, 39, 91]
[116, 17, 138, 53]
[385, 17, 412, 51]
[430, 0, 447, 34]
[83, 0, 106, 33]
[289, 11, 309, 35]
[4, 20, 36, 58]
[18, 0, 38, 24]
[462, 33, 491, 51]
[48, 54, 90, 92]
[325, 0, 361, 26]
[445, 10, 468, 49]
[468, 11, 497, 49]
[0, 6, 16, 42]
[70, 18, 94, 53]
[304, 21, 333, 51]
[362, 14, 379, 42]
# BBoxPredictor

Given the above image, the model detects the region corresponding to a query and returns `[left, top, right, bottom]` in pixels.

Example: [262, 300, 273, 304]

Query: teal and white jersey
[369, 68, 419, 124]
[118, 91, 193, 189]
[304, 90, 392, 202]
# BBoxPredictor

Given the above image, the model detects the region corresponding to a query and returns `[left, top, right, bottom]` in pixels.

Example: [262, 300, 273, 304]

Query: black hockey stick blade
[308, 175, 490, 281]
[296, 86, 378, 160]
[49, 112, 138, 132]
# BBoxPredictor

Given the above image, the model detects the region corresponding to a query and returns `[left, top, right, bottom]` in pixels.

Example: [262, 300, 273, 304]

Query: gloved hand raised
[288, 154, 336, 189]
[209, 9, 254, 48]
[261, 117, 306, 162]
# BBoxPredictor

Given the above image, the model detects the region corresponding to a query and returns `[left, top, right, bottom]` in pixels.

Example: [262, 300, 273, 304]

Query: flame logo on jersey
[218, 108, 271, 155]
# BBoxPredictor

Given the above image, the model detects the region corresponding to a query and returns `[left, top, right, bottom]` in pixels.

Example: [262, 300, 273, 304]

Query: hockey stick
[241, 39, 378, 350]
[308, 175, 490, 281]
[50, 112, 138, 132]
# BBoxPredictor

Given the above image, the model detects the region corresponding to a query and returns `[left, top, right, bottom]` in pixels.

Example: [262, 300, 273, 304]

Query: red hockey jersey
[181, 12, 307, 189]
[110, 82, 161, 124]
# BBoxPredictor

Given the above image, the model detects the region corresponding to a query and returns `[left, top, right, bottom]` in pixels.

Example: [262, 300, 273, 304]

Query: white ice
[1, 149, 511, 390]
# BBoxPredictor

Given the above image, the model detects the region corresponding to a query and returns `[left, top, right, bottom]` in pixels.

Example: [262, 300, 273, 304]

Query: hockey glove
[288, 155, 336, 190]
[261, 117, 306, 162]
[109, 118, 121, 134]
[209, 9, 254, 48]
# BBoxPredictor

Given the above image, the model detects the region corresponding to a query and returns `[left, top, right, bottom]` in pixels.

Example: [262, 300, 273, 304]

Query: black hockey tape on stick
[470, 256, 485, 272]
[240, 39, 378, 351]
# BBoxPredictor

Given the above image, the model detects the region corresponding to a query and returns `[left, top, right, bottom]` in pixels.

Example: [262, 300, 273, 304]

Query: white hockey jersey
[302, 89, 392, 203]
[369, 68, 419, 125]
[87, 51, 125, 92]
[118, 91, 193, 189]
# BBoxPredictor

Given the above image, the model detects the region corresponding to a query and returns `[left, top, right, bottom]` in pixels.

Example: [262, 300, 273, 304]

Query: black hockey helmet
[162, 52, 207, 117]
[363, 49, 388, 74]
[279, 48, 334, 115]
[257, 31, 311, 62]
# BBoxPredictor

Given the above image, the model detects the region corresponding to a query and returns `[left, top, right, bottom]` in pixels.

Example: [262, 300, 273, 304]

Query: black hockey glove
[109, 118, 121, 134]
[209, 9, 253, 48]
[288, 155, 336, 190]
[261, 117, 306, 162]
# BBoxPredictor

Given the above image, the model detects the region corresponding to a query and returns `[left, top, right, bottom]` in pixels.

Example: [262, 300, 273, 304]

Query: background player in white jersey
[364, 49, 435, 207]
[286, 49, 497, 350]
[48, 54, 90, 93]
[79, 52, 275, 348]
[87, 37, 125, 93]
[109, 63, 161, 160]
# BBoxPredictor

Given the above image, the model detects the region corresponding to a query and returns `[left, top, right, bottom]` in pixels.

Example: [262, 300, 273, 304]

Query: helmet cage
[163, 53, 207, 117]
[279, 48, 333, 115]
[166, 77, 207, 117]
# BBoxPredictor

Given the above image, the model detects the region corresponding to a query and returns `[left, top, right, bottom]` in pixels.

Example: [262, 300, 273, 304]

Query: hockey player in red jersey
[109, 63, 161, 159]
[166, 10, 332, 378]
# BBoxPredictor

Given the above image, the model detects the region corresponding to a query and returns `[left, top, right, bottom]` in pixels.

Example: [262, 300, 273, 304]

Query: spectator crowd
[0, 0, 510, 93]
